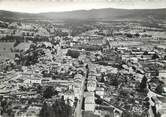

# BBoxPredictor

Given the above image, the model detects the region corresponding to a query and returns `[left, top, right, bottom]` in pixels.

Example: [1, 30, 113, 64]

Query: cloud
[0, 0, 166, 13]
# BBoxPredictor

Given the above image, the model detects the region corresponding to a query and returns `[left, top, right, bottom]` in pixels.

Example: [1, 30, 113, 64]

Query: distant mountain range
[0, 8, 166, 22]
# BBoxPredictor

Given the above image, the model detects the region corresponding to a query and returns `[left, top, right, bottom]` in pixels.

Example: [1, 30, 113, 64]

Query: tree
[125, 33, 133, 38]
[52, 100, 72, 117]
[95, 98, 103, 105]
[1, 99, 7, 111]
[43, 86, 55, 99]
[135, 33, 140, 37]
[152, 53, 159, 60]
[155, 84, 163, 94]
[112, 77, 119, 86]
[143, 51, 148, 55]
[139, 75, 147, 91]
[122, 111, 132, 117]
[101, 73, 105, 82]
[105, 115, 110, 117]
[0, 96, 3, 101]
[1, 99, 13, 116]
[39, 100, 73, 117]
[36, 84, 42, 93]
[66, 49, 80, 58]
[13, 40, 21, 47]
[164, 55, 166, 60]
[39, 102, 50, 117]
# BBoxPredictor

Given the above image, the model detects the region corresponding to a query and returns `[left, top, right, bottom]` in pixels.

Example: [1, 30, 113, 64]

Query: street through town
[74, 66, 88, 117]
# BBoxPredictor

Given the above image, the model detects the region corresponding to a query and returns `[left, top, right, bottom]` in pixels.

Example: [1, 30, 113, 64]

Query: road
[74, 68, 88, 117]
[147, 84, 164, 117]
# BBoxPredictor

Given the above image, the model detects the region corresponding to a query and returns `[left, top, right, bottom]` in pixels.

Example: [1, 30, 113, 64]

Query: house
[20, 92, 38, 99]
[24, 78, 42, 85]
[24, 106, 41, 117]
[130, 57, 138, 64]
[73, 74, 84, 98]
[95, 87, 105, 99]
[117, 47, 128, 51]
[60, 91, 75, 106]
[131, 51, 144, 55]
[87, 73, 97, 92]
[74, 74, 84, 87]
[113, 109, 123, 117]
[85, 94, 95, 112]
[159, 70, 166, 78]
[73, 85, 80, 98]
[87, 81, 97, 92]
[159, 70, 166, 85]
[14, 105, 41, 117]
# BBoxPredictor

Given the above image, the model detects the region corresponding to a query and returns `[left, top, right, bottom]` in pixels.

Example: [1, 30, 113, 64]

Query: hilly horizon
[0, 8, 166, 22]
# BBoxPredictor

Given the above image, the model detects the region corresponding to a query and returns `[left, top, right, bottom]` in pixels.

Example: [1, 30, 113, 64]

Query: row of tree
[0, 96, 13, 117]
[39, 99, 73, 117]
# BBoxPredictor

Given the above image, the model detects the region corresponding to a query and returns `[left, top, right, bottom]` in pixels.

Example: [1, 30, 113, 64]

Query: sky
[0, 0, 166, 13]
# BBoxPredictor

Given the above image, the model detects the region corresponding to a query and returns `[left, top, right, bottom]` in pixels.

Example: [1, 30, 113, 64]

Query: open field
[109, 39, 166, 49]
[0, 42, 15, 61]
[109, 41, 143, 47]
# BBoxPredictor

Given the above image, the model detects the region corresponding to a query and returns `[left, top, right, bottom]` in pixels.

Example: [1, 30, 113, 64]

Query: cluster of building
[0, 19, 166, 117]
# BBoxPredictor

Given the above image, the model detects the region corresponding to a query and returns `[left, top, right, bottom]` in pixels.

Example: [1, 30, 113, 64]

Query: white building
[87, 81, 97, 92]
[159, 70, 166, 78]
[130, 57, 138, 64]
[85, 94, 95, 112]
[73, 74, 84, 98]
[24, 78, 42, 84]
[95, 87, 105, 99]
[59, 92, 74, 107]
